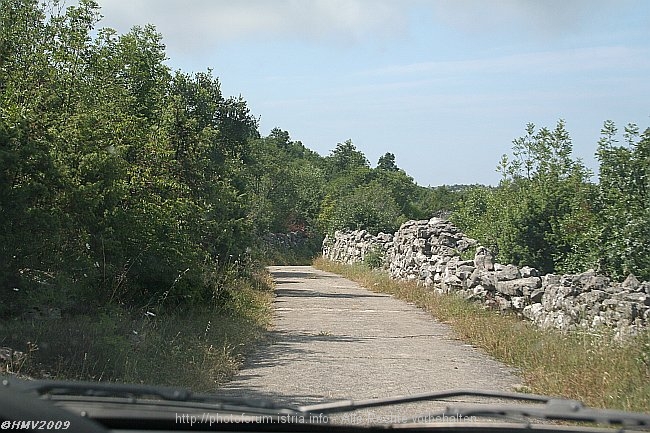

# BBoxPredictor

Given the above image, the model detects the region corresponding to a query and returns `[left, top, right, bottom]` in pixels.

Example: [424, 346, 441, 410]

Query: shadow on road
[235, 328, 372, 370]
[270, 271, 338, 279]
[275, 288, 383, 299]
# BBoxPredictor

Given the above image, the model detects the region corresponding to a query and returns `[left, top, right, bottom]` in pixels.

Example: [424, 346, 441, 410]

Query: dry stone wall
[321, 229, 392, 265]
[263, 232, 309, 250]
[322, 218, 650, 338]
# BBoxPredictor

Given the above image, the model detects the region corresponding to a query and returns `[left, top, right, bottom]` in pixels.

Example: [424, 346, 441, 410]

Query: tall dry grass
[1, 269, 274, 392]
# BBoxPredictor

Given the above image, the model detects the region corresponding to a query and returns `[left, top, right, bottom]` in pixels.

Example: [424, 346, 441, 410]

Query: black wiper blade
[15, 379, 192, 401]
[299, 389, 650, 429]
[5, 378, 301, 415]
[430, 400, 650, 429]
[299, 389, 548, 413]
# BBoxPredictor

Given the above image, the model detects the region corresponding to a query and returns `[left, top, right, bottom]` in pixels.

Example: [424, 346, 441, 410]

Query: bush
[363, 248, 384, 269]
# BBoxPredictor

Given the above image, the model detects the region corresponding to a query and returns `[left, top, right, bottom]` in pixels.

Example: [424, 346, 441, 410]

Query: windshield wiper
[4, 378, 302, 415]
[8, 380, 650, 428]
[300, 389, 650, 429]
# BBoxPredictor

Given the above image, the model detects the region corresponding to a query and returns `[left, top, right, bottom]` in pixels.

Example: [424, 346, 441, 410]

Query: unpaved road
[219, 265, 521, 420]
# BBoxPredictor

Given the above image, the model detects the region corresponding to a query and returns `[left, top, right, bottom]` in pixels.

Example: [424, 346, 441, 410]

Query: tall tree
[597, 121, 650, 280]
[377, 152, 398, 171]
[325, 139, 369, 177]
[453, 120, 598, 274]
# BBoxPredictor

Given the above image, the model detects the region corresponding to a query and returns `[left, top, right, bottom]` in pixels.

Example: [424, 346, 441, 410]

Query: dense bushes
[596, 121, 650, 281]
[0, 0, 258, 314]
[452, 120, 650, 281]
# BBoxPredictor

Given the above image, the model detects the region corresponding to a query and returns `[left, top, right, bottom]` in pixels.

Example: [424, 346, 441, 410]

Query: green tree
[419, 185, 470, 218]
[371, 165, 422, 220]
[377, 152, 398, 171]
[319, 182, 401, 235]
[317, 142, 427, 234]
[453, 120, 598, 274]
[325, 139, 369, 177]
[596, 121, 650, 280]
[0, 0, 262, 310]
[246, 130, 325, 234]
[0, 0, 101, 311]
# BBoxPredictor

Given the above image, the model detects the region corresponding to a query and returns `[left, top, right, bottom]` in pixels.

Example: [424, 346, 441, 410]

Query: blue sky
[95, 0, 650, 186]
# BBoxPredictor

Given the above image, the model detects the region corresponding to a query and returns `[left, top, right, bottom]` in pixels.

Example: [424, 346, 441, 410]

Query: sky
[91, 0, 649, 186]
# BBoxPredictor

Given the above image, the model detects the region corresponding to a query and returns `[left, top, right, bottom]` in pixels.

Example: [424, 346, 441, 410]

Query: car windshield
[1, 0, 649, 431]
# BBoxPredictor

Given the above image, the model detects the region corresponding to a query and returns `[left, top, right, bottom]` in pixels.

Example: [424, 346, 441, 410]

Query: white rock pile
[323, 218, 650, 338]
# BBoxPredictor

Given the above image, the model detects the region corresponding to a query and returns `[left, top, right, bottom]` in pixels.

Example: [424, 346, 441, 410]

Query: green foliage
[377, 152, 398, 171]
[453, 119, 650, 280]
[418, 184, 474, 218]
[596, 121, 650, 280]
[453, 121, 599, 274]
[325, 139, 369, 177]
[316, 143, 425, 235]
[246, 130, 325, 235]
[363, 247, 384, 269]
[318, 181, 402, 235]
[0, 0, 259, 314]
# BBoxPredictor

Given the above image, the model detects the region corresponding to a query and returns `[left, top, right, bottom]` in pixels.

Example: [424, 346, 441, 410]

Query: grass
[0, 268, 274, 392]
[313, 257, 650, 413]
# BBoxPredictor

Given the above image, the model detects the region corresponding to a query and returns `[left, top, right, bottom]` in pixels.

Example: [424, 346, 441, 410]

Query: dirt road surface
[218, 265, 522, 423]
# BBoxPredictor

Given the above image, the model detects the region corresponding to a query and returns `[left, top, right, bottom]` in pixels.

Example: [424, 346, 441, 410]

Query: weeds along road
[218, 265, 521, 420]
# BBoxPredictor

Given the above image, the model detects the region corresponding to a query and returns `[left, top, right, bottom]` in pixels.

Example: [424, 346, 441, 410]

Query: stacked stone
[522, 271, 650, 338]
[263, 232, 307, 249]
[322, 230, 393, 265]
[387, 217, 478, 286]
[322, 218, 650, 337]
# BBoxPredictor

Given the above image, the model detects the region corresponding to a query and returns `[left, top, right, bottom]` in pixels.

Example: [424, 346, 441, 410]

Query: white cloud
[95, 0, 410, 52]
[429, 0, 624, 37]
[89, 0, 645, 57]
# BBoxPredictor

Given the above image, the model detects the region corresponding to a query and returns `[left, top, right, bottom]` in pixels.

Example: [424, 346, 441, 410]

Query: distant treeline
[1, 1, 647, 319]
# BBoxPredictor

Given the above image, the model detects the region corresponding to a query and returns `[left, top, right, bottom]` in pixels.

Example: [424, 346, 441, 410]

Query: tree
[596, 121, 650, 280]
[371, 165, 421, 219]
[246, 130, 325, 235]
[377, 152, 398, 171]
[325, 139, 369, 177]
[420, 185, 468, 218]
[452, 120, 598, 274]
[0, 0, 264, 311]
[0, 0, 102, 312]
[318, 182, 401, 235]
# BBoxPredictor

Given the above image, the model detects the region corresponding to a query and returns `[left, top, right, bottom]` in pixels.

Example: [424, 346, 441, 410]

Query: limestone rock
[622, 274, 641, 291]
[496, 264, 521, 281]
[473, 246, 495, 271]
[496, 277, 542, 297]
[322, 217, 650, 338]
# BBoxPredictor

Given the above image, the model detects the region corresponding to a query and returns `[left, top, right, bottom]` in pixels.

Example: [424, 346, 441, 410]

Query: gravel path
[218, 265, 522, 421]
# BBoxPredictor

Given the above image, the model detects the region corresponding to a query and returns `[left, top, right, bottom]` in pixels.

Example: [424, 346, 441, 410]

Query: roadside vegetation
[2, 0, 649, 397]
[452, 120, 650, 281]
[314, 258, 650, 413]
[1, 265, 273, 390]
